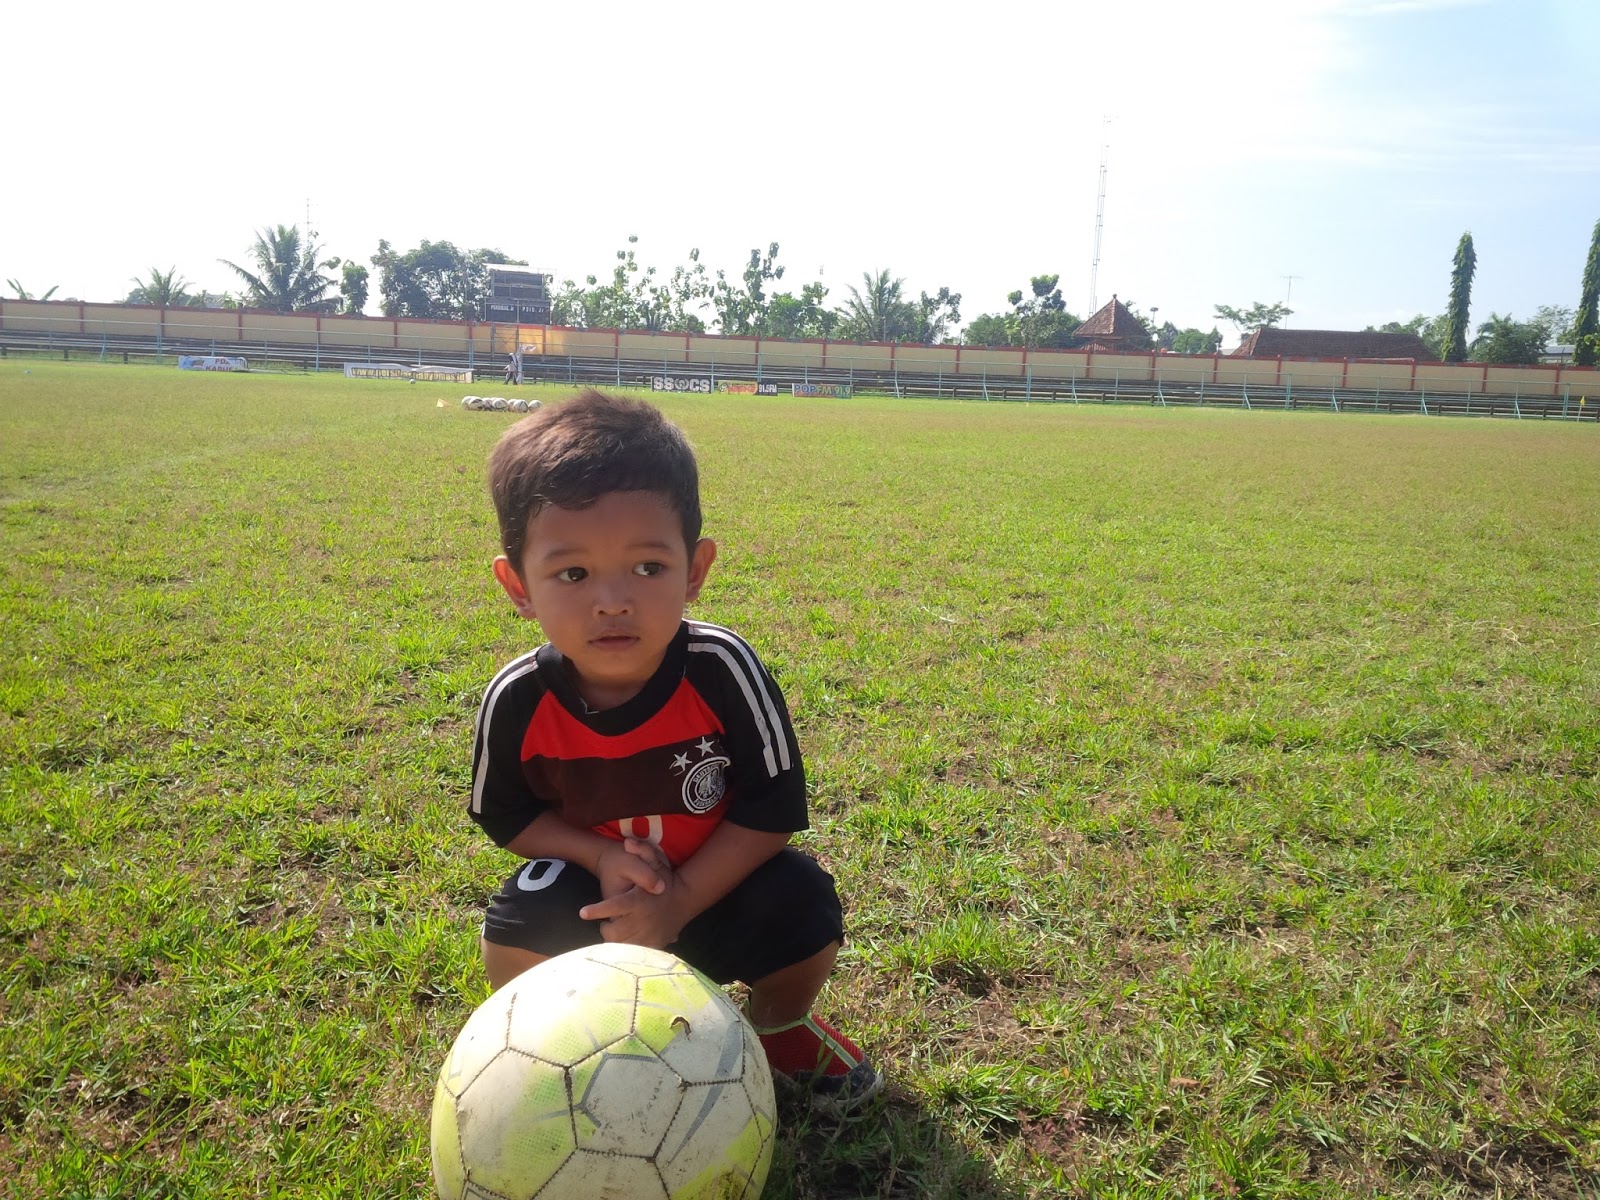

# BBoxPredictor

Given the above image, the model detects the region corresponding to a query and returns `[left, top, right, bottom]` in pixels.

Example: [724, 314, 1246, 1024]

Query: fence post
[1243, 381, 1251, 410]
[1286, 374, 1292, 409]
[1419, 390, 1428, 416]
[1514, 397, 1523, 419]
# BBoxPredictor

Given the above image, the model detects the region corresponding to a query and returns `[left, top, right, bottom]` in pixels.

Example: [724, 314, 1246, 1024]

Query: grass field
[2, 362, 1597, 1199]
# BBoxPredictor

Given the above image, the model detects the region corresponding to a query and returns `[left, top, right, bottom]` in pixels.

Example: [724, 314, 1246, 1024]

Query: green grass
[2, 361, 1597, 1199]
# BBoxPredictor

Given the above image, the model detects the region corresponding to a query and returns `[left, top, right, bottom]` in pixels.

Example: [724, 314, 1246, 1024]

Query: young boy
[468, 388, 880, 1112]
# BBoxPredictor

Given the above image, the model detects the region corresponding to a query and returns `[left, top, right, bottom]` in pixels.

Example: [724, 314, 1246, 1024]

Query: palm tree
[841, 269, 907, 342]
[220, 225, 336, 312]
[127, 266, 191, 307]
[6, 278, 59, 301]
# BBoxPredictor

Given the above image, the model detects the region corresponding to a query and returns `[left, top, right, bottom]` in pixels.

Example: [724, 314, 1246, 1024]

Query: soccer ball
[510, 398, 529, 413]
[490, 396, 509, 411]
[431, 943, 776, 1200]
[462, 395, 480, 409]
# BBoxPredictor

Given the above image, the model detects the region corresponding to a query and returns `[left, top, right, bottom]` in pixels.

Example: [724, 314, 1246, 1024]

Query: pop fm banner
[791, 382, 851, 398]
[178, 355, 248, 371]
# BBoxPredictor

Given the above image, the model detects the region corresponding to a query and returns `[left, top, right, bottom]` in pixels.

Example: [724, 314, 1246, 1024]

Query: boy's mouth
[590, 632, 639, 650]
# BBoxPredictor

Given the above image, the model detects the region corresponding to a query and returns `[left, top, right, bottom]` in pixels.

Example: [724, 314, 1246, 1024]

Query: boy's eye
[555, 567, 587, 583]
[633, 562, 665, 577]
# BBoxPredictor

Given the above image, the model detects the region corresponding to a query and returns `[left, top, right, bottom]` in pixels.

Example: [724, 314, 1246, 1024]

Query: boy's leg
[745, 940, 839, 1028]
[480, 857, 603, 990]
[673, 849, 880, 1113]
[482, 941, 549, 991]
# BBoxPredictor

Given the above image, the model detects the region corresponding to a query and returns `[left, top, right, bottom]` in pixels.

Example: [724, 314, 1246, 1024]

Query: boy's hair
[488, 389, 703, 569]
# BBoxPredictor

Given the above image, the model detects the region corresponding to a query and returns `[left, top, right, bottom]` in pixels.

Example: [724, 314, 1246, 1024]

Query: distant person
[503, 353, 517, 385]
[466, 389, 881, 1114]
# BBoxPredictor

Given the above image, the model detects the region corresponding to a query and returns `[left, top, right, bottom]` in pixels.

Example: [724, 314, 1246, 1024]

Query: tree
[711, 243, 784, 335]
[125, 266, 191, 307]
[547, 238, 709, 332]
[1439, 231, 1476, 363]
[1170, 327, 1223, 355]
[1469, 313, 1546, 365]
[6, 279, 59, 301]
[221, 225, 337, 313]
[369, 239, 522, 321]
[765, 282, 837, 340]
[839, 269, 907, 342]
[910, 286, 962, 344]
[961, 313, 1013, 347]
[338, 261, 369, 316]
[1572, 218, 1599, 367]
[1213, 301, 1292, 338]
[963, 275, 1079, 348]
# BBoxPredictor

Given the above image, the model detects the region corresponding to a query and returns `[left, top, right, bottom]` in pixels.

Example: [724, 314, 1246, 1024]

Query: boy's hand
[594, 838, 669, 901]
[579, 880, 688, 950]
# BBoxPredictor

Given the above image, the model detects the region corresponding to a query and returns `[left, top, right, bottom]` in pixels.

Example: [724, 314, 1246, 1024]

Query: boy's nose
[593, 581, 633, 615]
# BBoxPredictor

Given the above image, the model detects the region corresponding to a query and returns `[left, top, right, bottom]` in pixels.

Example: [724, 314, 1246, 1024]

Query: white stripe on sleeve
[687, 622, 793, 777]
[470, 652, 539, 814]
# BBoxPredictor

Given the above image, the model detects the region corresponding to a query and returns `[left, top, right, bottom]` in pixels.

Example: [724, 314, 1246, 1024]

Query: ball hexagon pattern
[431, 943, 776, 1200]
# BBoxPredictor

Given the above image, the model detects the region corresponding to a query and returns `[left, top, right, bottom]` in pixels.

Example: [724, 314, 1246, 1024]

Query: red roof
[1073, 295, 1145, 341]
[1233, 327, 1438, 361]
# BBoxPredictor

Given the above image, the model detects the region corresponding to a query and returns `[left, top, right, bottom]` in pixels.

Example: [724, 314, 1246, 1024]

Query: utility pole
[1089, 116, 1111, 315]
[1282, 274, 1302, 306]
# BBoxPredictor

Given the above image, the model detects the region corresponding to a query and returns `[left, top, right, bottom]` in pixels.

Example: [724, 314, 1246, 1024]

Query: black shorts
[481, 846, 844, 985]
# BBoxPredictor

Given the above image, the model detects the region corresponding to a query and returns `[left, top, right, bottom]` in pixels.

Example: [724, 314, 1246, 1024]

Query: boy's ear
[493, 555, 538, 619]
[685, 538, 717, 603]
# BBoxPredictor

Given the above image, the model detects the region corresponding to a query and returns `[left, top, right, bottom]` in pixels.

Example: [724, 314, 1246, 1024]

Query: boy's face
[493, 490, 716, 711]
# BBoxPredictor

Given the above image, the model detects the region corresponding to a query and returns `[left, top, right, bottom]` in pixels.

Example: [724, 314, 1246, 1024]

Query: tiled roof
[1232, 327, 1438, 361]
[1073, 295, 1144, 340]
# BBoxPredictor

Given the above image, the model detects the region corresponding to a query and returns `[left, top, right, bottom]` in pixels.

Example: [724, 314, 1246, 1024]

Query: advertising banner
[791, 382, 851, 398]
[177, 355, 248, 372]
[718, 381, 780, 395]
[650, 375, 714, 394]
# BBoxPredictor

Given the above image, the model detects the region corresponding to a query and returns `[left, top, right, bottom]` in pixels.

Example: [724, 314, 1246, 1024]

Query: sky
[6, 0, 1597, 347]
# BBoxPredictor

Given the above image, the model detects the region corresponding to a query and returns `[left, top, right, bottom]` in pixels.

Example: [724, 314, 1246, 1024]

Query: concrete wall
[3, 298, 1597, 400]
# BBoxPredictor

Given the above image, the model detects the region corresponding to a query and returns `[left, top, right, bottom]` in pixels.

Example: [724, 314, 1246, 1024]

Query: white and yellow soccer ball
[431, 943, 776, 1200]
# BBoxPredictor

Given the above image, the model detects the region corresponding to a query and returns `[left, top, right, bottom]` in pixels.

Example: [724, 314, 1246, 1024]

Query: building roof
[1073, 295, 1145, 341]
[1232, 327, 1438, 361]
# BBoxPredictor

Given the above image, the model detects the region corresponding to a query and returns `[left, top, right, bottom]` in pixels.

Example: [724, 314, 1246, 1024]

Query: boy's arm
[505, 811, 667, 900]
[580, 821, 790, 948]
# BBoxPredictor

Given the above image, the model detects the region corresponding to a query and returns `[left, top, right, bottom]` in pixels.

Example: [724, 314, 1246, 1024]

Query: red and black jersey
[469, 620, 807, 865]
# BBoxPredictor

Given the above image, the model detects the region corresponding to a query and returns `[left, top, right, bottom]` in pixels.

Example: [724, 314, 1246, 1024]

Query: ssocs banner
[178, 355, 248, 372]
[718, 381, 779, 395]
[650, 375, 713, 394]
[791, 383, 851, 398]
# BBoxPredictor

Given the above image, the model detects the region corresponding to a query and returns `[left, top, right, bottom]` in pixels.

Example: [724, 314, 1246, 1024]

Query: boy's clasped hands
[582, 836, 682, 948]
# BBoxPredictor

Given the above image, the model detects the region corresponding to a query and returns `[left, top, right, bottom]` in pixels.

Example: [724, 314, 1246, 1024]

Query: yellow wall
[619, 331, 687, 363]
[1086, 351, 1151, 381]
[1485, 366, 1556, 397]
[1151, 356, 1213, 384]
[241, 312, 319, 346]
[1029, 349, 1090, 380]
[895, 345, 959, 374]
[319, 315, 398, 351]
[755, 341, 824, 369]
[83, 303, 158, 337]
[826, 343, 892, 370]
[1413, 364, 1478, 392]
[2, 300, 76, 333]
[1344, 362, 1414, 391]
[1214, 358, 1281, 387]
[163, 308, 239, 339]
[955, 347, 1025, 375]
[1279, 361, 1343, 389]
[3, 299, 1592, 406]
[687, 335, 757, 368]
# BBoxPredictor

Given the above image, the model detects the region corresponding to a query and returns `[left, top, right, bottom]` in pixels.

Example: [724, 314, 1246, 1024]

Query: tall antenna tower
[1089, 117, 1111, 315]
